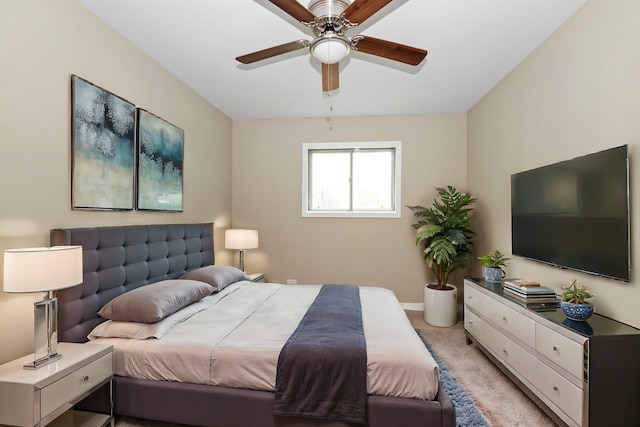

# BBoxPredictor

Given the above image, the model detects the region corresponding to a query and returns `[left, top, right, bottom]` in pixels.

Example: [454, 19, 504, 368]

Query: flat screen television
[511, 145, 630, 282]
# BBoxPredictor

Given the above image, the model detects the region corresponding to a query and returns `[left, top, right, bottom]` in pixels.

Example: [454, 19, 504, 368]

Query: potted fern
[560, 279, 594, 321]
[408, 186, 476, 326]
[478, 249, 510, 283]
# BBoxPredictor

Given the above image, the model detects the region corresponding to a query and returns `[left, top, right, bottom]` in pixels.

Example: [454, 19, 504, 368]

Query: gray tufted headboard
[50, 223, 214, 343]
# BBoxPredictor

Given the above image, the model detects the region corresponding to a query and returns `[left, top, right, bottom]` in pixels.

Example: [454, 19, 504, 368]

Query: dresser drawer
[464, 284, 483, 312]
[531, 357, 583, 424]
[483, 296, 535, 347]
[536, 324, 585, 380]
[41, 353, 112, 418]
[482, 322, 539, 382]
[464, 307, 482, 338]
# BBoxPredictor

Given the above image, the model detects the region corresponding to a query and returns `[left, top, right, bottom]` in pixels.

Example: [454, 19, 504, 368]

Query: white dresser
[464, 278, 640, 427]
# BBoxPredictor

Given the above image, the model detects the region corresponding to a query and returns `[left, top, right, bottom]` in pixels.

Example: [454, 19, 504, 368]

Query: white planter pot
[423, 284, 458, 327]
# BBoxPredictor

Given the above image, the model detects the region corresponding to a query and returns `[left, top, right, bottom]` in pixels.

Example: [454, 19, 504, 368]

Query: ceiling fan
[236, 0, 428, 92]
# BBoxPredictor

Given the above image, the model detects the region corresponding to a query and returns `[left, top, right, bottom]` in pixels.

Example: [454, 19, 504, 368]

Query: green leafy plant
[408, 186, 476, 290]
[478, 250, 510, 269]
[561, 279, 593, 305]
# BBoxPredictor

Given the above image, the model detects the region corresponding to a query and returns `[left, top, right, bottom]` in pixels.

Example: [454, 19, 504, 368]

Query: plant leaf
[446, 229, 467, 246]
[416, 224, 443, 243]
[425, 238, 456, 266]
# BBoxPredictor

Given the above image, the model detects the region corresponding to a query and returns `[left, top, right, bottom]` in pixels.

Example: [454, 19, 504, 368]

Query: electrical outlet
[286, 279, 297, 285]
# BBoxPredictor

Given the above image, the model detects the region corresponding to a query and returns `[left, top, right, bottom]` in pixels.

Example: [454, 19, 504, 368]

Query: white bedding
[89, 281, 440, 400]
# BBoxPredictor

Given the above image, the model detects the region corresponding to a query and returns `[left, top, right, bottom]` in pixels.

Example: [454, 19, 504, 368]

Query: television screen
[511, 145, 630, 282]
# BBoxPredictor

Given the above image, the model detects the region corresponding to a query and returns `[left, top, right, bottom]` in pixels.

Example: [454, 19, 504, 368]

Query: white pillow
[89, 296, 212, 339]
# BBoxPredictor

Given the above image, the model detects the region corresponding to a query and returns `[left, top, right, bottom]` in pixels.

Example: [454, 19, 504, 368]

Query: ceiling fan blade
[236, 40, 310, 64]
[343, 0, 392, 25]
[322, 63, 339, 92]
[269, 0, 316, 23]
[352, 36, 427, 66]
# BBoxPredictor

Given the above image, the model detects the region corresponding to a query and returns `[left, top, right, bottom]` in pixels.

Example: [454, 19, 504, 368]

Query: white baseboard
[401, 302, 424, 311]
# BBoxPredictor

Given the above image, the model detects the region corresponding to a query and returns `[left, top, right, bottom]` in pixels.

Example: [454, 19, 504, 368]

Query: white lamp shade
[3, 246, 83, 293]
[310, 36, 350, 64]
[225, 230, 259, 250]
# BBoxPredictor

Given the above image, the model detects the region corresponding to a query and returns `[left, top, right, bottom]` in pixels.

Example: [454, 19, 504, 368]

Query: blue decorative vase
[483, 267, 503, 283]
[561, 301, 594, 321]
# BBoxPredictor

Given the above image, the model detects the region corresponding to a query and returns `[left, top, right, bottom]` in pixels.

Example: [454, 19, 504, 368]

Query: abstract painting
[71, 75, 136, 210]
[136, 109, 184, 211]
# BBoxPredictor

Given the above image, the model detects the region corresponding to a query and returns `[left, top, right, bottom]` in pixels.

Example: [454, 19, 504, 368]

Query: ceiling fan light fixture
[308, 0, 350, 19]
[310, 34, 350, 64]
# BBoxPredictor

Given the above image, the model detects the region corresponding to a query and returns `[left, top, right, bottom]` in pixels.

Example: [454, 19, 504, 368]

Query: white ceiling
[77, 0, 586, 120]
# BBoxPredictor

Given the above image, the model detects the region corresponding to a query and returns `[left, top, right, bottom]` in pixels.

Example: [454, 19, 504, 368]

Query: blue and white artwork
[71, 75, 136, 210]
[136, 109, 184, 211]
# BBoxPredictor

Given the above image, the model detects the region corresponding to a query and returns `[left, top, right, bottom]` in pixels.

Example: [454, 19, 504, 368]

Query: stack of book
[503, 280, 559, 308]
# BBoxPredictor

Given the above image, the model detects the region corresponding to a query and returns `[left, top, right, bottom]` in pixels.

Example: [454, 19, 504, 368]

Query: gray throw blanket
[273, 284, 367, 424]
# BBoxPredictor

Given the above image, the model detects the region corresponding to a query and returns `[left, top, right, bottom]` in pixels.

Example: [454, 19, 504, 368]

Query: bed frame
[51, 223, 455, 427]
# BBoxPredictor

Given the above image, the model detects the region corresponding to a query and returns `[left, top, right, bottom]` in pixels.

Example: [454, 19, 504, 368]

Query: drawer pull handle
[502, 349, 508, 356]
[82, 375, 89, 383]
[502, 316, 507, 321]
[469, 320, 474, 324]
[553, 345, 559, 352]
[552, 385, 558, 391]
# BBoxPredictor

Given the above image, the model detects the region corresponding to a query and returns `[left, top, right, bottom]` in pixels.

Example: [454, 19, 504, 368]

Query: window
[302, 141, 401, 218]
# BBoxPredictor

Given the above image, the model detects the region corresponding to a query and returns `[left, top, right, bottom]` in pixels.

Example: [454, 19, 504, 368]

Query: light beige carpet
[408, 310, 557, 427]
[116, 311, 557, 427]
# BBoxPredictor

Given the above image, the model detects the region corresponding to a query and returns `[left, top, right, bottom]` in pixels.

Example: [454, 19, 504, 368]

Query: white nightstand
[0, 342, 113, 427]
[247, 272, 265, 283]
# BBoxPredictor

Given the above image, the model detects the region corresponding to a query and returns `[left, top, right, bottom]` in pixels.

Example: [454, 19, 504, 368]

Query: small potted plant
[478, 250, 510, 283]
[560, 279, 594, 321]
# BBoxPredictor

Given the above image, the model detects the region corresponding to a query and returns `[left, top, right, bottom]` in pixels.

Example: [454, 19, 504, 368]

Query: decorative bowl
[561, 301, 594, 321]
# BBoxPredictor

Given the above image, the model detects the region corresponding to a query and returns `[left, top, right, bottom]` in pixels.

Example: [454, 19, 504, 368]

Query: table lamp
[225, 229, 258, 272]
[3, 246, 83, 369]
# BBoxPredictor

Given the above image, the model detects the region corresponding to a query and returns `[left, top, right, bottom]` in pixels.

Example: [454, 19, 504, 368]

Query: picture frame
[136, 108, 184, 211]
[71, 75, 136, 210]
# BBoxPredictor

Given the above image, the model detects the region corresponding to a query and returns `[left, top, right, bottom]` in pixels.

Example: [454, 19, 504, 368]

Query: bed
[51, 223, 455, 427]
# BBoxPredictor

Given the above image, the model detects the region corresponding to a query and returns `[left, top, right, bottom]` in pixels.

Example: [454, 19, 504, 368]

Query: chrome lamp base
[23, 352, 62, 370]
[24, 294, 61, 370]
[238, 249, 246, 272]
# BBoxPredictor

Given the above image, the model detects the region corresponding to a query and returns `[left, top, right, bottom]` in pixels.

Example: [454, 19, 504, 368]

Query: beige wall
[0, 0, 233, 364]
[232, 114, 467, 303]
[468, 0, 640, 328]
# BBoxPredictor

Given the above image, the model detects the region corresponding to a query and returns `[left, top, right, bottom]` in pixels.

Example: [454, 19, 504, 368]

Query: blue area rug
[416, 330, 489, 427]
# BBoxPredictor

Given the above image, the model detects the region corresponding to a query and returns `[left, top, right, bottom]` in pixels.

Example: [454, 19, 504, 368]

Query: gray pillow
[180, 265, 246, 292]
[98, 279, 214, 323]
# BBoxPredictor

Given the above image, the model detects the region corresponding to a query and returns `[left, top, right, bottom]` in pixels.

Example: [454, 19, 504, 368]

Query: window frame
[302, 141, 402, 218]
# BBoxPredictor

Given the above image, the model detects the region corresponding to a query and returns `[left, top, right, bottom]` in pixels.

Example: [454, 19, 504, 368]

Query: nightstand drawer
[41, 353, 112, 419]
